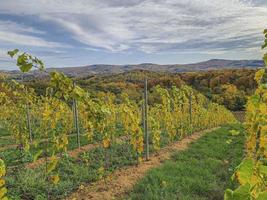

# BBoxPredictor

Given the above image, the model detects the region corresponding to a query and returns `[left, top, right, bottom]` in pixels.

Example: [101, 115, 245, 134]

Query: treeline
[13, 68, 257, 111]
[76, 69, 256, 111]
[180, 69, 257, 110]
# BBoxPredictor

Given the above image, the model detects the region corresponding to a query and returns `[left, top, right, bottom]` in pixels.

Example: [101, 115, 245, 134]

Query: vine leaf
[224, 189, 234, 200]
[47, 156, 58, 174]
[230, 130, 240, 136]
[259, 164, 267, 176]
[233, 184, 251, 200]
[256, 191, 267, 200]
[33, 149, 43, 162]
[0, 187, 8, 199]
[234, 159, 254, 185]
[7, 49, 19, 58]
[0, 179, 5, 187]
[224, 184, 251, 200]
[0, 160, 6, 177]
[17, 54, 33, 72]
[50, 174, 60, 185]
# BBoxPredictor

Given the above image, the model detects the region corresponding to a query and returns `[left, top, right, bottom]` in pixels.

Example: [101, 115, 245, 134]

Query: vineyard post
[26, 101, 32, 142]
[72, 100, 77, 131]
[24, 79, 33, 142]
[142, 96, 145, 139]
[142, 95, 145, 161]
[255, 94, 262, 160]
[189, 91, 192, 128]
[73, 82, 81, 149]
[144, 79, 149, 161]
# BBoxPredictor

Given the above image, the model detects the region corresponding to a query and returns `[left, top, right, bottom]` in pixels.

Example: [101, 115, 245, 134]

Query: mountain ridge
[1, 59, 264, 79]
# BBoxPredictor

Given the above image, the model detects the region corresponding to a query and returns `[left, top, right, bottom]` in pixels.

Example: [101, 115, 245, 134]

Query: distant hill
[2, 59, 264, 79]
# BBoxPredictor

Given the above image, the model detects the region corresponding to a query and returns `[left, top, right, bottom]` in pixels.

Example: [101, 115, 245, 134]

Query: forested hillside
[17, 68, 257, 111]
[76, 69, 257, 111]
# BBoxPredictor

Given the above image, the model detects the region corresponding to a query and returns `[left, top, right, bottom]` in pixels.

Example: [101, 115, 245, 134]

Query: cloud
[0, 0, 266, 55]
[0, 50, 8, 60]
[0, 20, 66, 48]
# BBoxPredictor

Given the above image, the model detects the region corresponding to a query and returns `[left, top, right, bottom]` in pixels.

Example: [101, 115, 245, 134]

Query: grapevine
[0, 49, 239, 199]
[224, 29, 267, 200]
[0, 159, 7, 200]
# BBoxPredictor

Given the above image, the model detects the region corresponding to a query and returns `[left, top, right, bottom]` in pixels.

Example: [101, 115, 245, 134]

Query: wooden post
[73, 82, 80, 148]
[144, 79, 149, 161]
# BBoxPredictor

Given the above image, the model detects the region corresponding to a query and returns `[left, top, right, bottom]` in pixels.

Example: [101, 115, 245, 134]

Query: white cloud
[0, 0, 266, 53]
[0, 20, 66, 48]
[0, 49, 10, 61]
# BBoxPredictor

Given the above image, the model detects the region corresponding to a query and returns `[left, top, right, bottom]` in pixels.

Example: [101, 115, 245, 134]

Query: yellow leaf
[103, 138, 110, 148]
[0, 187, 7, 199]
[161, 180, 167, 188]
[47, 156, 58, 174]
[50, 174, 60, 185]
[255, 69, 265, 85]
[235, 159, 254, 185]
[79, 185, 85, 190]
[0, 179, 5, 187]
[0, 160, 6, 177]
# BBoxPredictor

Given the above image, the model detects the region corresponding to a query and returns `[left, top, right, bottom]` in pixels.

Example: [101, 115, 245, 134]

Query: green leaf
[46, 157, 58, 174]
[226, 139, 232, 144]
[55, 91, 62, 98]
[224, 189, 234, 200]
[19, 63, 33, 73]
[264, 29, 267, 34]
[256, 191, 267, 200]
[250, 95, 260, 105]
[235, 159, 254, 185]
[259, 164, 267, 176]
[232, 184, 251, 200]
[17, 53, 26, 65]
[73, 86, 85, 99]
[0, 187, 7, 199]
[33, 149, 43, 162]
[230, 130, 240, 136]
[7, 49, 19, 58]
[16, 54, 33, 72]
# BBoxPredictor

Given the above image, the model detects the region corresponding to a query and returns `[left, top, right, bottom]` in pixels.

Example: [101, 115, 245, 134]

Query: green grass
[126, 124, 245, 200]
[0, 128, 14, 147]
[3, 124, 244, 199]
[0, 127, 124, 167]
[0, 133, 100, 167]
[0, 128, 11, 137]
[0, 137, 14, 147]
[6, 141, 138, 199]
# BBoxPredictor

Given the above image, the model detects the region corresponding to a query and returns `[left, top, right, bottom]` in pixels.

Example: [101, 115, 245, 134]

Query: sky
[0, 0, 266, 70]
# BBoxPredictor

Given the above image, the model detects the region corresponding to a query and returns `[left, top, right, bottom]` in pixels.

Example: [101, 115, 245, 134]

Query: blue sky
[0, 0, 266, 70]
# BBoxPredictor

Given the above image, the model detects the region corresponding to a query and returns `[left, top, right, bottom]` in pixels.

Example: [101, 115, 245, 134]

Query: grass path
[66, 127, 219, 200]
[126, 124, 245, 200]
